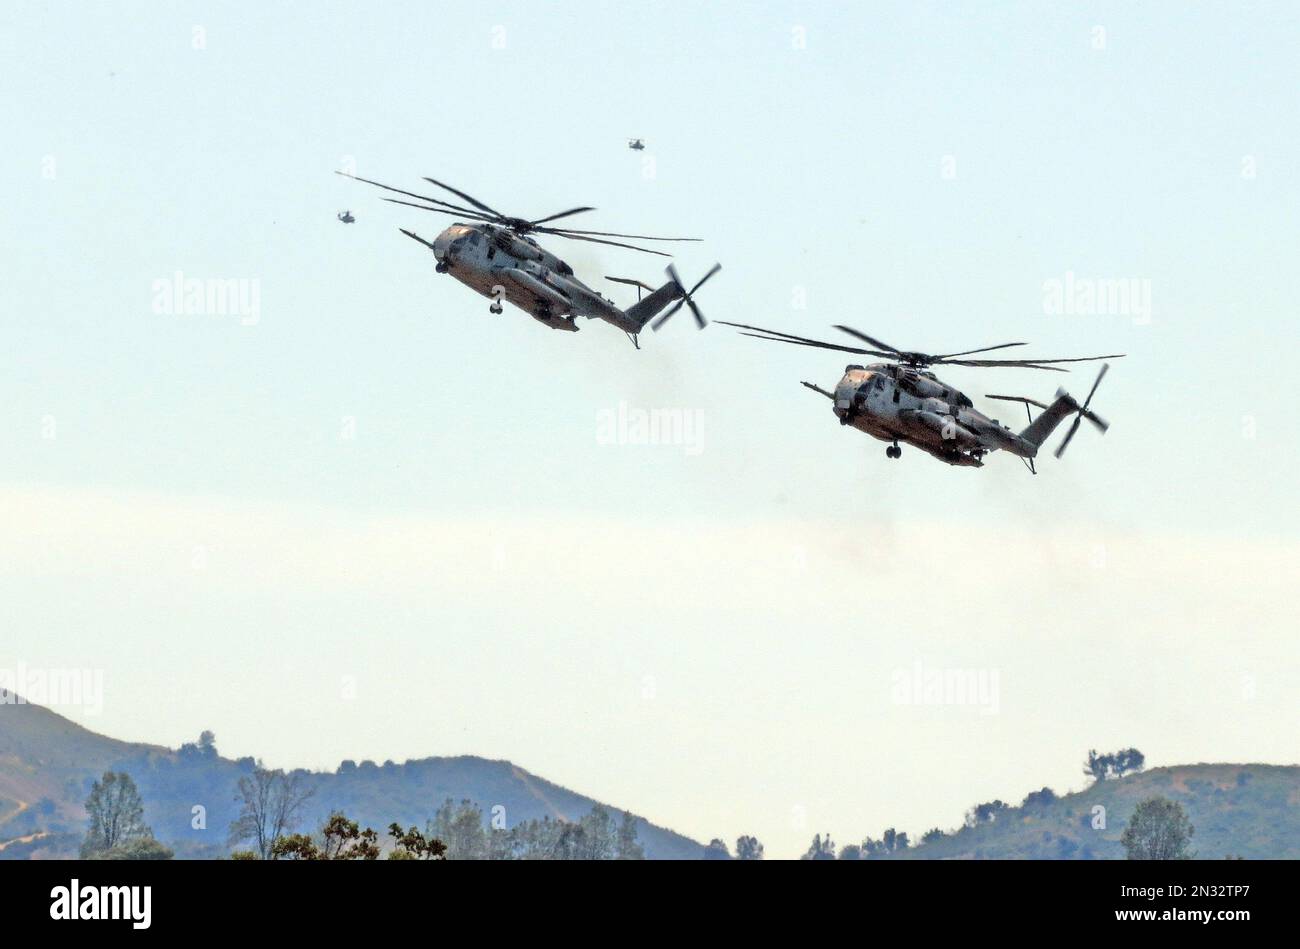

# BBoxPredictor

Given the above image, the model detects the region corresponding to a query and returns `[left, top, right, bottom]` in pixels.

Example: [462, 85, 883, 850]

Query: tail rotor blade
[650, 298, 686, 332]
[1082, 362, 1109, 411]
[1054, 415, 1084, 459]
[651, 263, 718, 331]
[1055, 362, 1112, 458]
[687, 296, 706, 329]
[666, 262, 683, 292]
[690, 262, 722, 295]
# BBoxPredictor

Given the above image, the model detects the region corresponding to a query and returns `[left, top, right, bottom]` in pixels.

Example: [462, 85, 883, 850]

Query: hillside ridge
[0, 697, 704, 859]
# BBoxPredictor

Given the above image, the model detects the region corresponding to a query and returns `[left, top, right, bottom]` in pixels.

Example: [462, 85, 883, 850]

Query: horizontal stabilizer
[605, 276, 656, 294]
[985, 394, 1050, 411]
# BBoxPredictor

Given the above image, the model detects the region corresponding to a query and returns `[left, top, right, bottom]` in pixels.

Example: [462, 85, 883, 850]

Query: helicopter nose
[432, 229, 454, 262]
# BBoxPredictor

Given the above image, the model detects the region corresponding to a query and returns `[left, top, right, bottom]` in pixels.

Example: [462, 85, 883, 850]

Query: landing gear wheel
[489, 302, 503, 315]
[435, 263, 448, 274]
[886, 444, 901, 459]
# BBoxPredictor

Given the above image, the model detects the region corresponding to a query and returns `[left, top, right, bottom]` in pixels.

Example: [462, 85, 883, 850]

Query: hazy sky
[2, 2, 1298, 858]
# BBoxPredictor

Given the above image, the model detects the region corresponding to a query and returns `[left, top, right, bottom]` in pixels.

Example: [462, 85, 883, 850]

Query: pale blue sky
[2, 2, 1297, 857]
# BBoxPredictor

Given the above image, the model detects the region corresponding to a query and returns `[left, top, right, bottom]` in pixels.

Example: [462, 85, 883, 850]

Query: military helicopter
[338, 172, 718, 347]
[719, 321, 1122, 471]
[628, 138, 646, 151]
[337, 210, 355, 224]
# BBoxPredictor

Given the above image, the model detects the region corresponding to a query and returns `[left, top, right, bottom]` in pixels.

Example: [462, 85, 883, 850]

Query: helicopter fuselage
[431, 223, 637, 333]
[831, 364, 1040, 467]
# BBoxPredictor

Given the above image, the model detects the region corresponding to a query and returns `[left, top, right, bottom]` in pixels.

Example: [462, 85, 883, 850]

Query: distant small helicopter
[337, 210, 355, 224]
[628, 138, 646, 151]
[339, 172, 718, 347]
[720, 321, 1123, 471]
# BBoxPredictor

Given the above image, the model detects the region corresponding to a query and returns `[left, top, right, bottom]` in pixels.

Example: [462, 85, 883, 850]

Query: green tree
[1121, 796, 1195, 860]
[80, 772, 153, 858]
[1085, 747, 1146, 782]
[91, 837, 174, 860]
[228, 766, 314, 860]
[615, 811, 645, 860]
[429, 799, 487, 859]
[801, 833, 836, 860]
[703, 837, 732, 860]
[1084, 749, 1111, 783]
[735, 835, 764, 860]
[388, 823, 448, 860]
[272, 813, 380, 860]
[966, 801, 1008, 826]
[577, 805, 619, 860]
[1022, 787, 1058, 809]
[863, 827, 910, 856]
[179, 730, 218, 760]
[1114, 748, 1146, 778]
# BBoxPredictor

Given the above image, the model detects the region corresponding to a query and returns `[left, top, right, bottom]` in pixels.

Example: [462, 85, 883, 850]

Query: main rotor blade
[937, 341, 1028, 359]
[716, 321, 887, 357]
[336, 172, 484, 217]
[942, 358, 1068, 371]
[528, 206, 596, 226]
[420, 176, 506, 219]
[1055, 415, 1084, 458]
[832, 325, 902, 354]
[546, 230, 671, 257]
[382, 198, 495, 222]
[738, 333, 875, 355]
[958, 353, 1125, 366]
[939, 352, 1123, 370]
[727, 330, 879, 357]
[547, 227, 702, 242]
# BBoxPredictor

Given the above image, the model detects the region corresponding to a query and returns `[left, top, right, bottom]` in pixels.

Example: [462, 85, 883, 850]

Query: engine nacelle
[492, 230, 543, 261]
[503, 268, 570, 311]
[909, 410, 980, 447]
[900, 372, 972, 407]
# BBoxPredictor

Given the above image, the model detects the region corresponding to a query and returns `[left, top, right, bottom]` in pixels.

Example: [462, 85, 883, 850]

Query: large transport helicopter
[719, 321, 1123, 472]
[338, 172, 719, 347]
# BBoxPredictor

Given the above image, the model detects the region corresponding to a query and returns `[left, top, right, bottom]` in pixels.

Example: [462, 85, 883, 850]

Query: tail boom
[1017, 390, 1080, 456]
[624, 280, 685, 330]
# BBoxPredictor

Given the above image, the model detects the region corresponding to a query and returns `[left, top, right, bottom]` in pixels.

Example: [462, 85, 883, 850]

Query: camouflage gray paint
[340, 172, 711, 345]
[810, 362, 1107, 468]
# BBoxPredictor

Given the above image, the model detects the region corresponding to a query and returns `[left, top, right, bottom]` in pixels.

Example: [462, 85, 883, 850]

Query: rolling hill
[0, 696, 705, 859]
[893, 764, 1299, 860]
[4, 696, 1294, 859]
